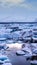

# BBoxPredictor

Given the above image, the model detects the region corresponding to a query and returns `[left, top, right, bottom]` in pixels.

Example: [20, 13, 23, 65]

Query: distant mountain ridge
[0, 18, 37, 23]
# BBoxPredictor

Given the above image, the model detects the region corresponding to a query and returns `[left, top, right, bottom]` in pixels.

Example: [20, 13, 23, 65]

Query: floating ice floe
[30, 60, 37, 65]
[31, 43, 37, 52]
[22, 29, 32, 42]
[3, 63, 12, 65]
[32, 49, 37, 55]
[22, 47, 32, 60]
[16, 50, 25, 55]
[30, 55, 37, 65]
[32, 27, 37, 42]
[0, 42, 9, 50]
[12, 31, 21, 41]
[0, 38, 6, 41]
[0, 54, 12, 65]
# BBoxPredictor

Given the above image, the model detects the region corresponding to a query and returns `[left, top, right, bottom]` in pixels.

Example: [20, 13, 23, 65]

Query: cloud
[20, 3, 32, 9]
[0, 0, 37, 11]
[0, 0, 24, 5]
[0, 0, 25, 8]
[0, 0, 32, 9]
[0, 0, 31, 9]
[7, 0, 23, 4]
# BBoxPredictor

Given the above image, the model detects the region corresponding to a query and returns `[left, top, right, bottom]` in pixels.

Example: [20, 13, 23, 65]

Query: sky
[0, 0, 37, 22]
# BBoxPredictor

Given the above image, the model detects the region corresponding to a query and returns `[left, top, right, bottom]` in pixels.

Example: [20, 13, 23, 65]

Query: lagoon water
[0, 22, 37, 65]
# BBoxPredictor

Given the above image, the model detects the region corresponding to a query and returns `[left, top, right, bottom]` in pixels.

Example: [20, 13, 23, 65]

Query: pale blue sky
[0, 0, 37, 22]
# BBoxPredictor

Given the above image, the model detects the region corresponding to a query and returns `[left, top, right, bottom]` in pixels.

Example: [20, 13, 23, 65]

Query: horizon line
[0, 22, 37, 24]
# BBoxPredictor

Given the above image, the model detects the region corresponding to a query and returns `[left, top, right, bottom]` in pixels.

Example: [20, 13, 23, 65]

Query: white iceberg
[3, 63, 12, 65]
[0, 54, 12, 65]
[16, 50, 25, 55]
[30, 60, 37, 64]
